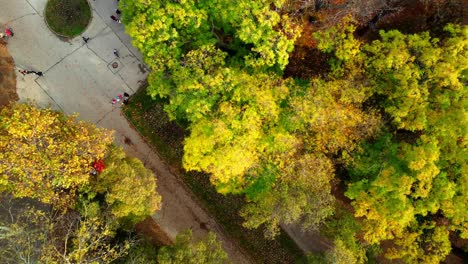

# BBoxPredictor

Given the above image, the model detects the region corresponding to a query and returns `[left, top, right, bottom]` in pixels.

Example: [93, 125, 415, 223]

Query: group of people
[112, 93, 130, 105]
[109, 5, 130, 106]
[110, 9, 122, 23]
[83, 7, 122, 57]
[85, 4, 129, 106]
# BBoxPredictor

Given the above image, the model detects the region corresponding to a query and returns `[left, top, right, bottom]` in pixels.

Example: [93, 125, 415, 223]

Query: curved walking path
[1, 0, 251, 262]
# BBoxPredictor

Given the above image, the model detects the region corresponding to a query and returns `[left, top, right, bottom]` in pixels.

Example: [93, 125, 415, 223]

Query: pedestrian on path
[113, 49, 120, 58]
[82, 36, 90, 43]
[32, 71, 43, 76]
[5, 27, 13, 37]
[110, 15, 121, 23]
[123, 92, 130, 105]
[115, 9, 121, 15]
[18, 69, 43, 76]
[1, 27, 13, 39]
[111, 94, 122, 106]
[26, 70, 43, 76]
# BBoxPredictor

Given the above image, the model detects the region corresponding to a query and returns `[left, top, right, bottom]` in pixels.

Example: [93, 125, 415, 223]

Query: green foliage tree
[181, 69, 292, 193]
[319, 206, 369, 264]
[345, 132, 459, 263]
[120, 0, 298, 73]
[241, 153, 336, 237]
[157, 230, 229, 264]
[306, 239, 366, 264]
[198, 0, 299, 70]
[315, 22, 467, 263]
[120, 0, 214, 74]
[122, 2, 381, 235]
[385, 224, 451, 263]
[324, 239, 366, 264]
[237, 75, 380, 236]
[120, 0, 300, 117]
[91, 145, 162, 225]
[363, 26, 467, 132]
[177, 61, 379, 235]
[0, 103, 113, 207]
[121, 239, 159, 264]
[290, 78, 379, 154]
[123, 3, 466, 263]
[122, 0, 370, 238]
[313, 16, 364, 78]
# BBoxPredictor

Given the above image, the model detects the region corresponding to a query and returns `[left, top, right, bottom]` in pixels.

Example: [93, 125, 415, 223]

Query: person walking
[82, 36, 90, 43]
[123, 92, 130, 104]
[32, 71, 43, 76]
[18, 69, 43, 76]
[1, 27, 13, 39]
[5, 27, 13, 37]
[110, 15, 121, 23]
[113, 49, 120, 58]
[27, 70, 43, 76]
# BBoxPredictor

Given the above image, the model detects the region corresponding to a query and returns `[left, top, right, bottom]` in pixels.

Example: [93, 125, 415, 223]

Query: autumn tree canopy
[121, 0, 381, 237]
[121, 0, 466, 262]
[90, 145, 162, 225]
[0, 103, 164, 263]
[0, 103, 113, 206]
[318, 22, 467, 263]
[0, 196, 133, 264]
[157, 230, 228, 264]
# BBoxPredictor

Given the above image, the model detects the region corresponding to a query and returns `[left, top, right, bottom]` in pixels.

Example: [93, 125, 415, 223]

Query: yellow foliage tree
[0, 104, 113, 207]
[92, 145, 162, 224]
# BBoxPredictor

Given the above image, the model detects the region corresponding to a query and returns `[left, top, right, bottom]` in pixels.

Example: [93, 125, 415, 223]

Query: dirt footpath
[0, 40, 17, 107]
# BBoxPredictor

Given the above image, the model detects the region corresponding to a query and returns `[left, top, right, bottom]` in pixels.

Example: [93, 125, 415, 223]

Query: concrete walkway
[0, 0, 251, 262]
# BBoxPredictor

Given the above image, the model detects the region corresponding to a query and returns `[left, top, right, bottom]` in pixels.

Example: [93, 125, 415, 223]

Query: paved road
[0, 0, 251, 262]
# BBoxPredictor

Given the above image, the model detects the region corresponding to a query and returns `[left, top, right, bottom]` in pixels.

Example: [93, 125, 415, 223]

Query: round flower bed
[45, 0, 91, 38]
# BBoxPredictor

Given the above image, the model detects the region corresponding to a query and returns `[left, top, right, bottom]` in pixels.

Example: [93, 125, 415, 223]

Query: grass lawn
[45, 0, 91, 37]
[123, 87, 306, 264]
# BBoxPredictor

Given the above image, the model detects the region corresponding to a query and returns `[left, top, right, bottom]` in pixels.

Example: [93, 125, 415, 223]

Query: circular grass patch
[45, 0, 91, 37]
